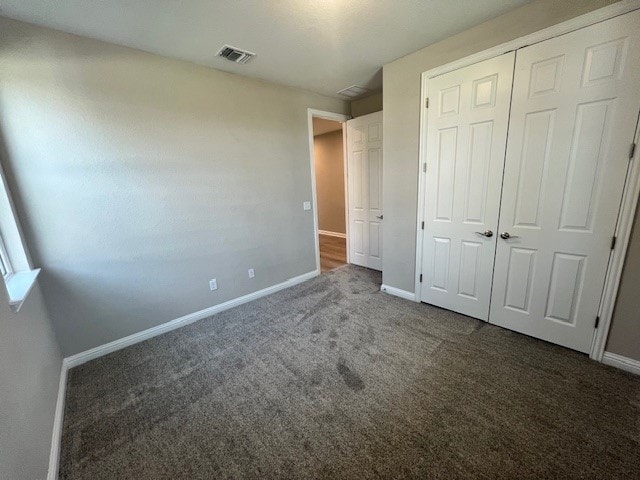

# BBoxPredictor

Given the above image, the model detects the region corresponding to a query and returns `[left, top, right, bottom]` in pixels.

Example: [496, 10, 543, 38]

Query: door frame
[414, 0, 640, 361]
[307, 108, 351, 273]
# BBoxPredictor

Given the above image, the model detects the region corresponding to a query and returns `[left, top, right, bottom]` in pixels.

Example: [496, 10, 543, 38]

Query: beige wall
[314, 130, 346, 234]
[382, 0, 617, 295]
[606, 205, 640, 361]
[0, 284, 62, 479]
[0, 17, 348, 356]
[351, 92, 383, 118]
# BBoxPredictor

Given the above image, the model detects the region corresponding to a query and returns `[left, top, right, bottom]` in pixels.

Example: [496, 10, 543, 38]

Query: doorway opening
[312, 116, 348, 272]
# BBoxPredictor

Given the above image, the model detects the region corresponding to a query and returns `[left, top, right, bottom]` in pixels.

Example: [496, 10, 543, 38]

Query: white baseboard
[602, 351, 640, 376]
[380, 284, 417, 302]
[318, 230, 347, 239]
[64, 269, 319, 369]
[47, 360, 68, 480]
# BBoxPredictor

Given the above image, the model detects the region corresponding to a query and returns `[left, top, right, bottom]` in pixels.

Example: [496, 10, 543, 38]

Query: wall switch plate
[209, 279, 217, 291]
[303, 201, 311, 210]
[248, 268, 255, 278]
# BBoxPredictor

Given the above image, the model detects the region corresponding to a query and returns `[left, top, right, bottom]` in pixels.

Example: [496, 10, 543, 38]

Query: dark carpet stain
[337, 359, 365, 391]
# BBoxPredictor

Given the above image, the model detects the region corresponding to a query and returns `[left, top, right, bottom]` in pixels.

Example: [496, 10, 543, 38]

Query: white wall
[0, 17, 349, 356]
[0, 284, 62, 479]
[381, 0, 618, 293]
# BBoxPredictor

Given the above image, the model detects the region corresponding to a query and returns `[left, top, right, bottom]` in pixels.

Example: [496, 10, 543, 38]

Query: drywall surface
[312, 117, 342, 136]
[351, 93, 383, 118]
[0, 17, 348, 355]
[0, 284, 62, 479]
[314, 130, 346, 234]
[606, 205, 640, 362]
[382, 0, 618, 293]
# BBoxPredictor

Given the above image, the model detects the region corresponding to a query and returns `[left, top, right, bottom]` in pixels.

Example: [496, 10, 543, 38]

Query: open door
[346, 111, 383, 271]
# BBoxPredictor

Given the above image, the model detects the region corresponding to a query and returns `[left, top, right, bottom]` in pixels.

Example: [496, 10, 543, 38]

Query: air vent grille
[337, 85, 370, 98]
[217, 45, 256, 64]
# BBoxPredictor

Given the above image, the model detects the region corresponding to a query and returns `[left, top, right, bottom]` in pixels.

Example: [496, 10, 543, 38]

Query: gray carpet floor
[59, 265, 640, 479]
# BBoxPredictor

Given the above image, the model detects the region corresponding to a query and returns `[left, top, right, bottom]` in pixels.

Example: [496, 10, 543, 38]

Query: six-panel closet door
[488, 10, 640, 353]
[420, 52, 515, 320]
[420, 9, 640, 353]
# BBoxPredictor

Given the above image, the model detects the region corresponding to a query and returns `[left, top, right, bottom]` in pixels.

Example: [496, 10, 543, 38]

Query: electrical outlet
[303, 201, 311, 211]
[209, 279, 217, 291]
[248, 268, 255, 278]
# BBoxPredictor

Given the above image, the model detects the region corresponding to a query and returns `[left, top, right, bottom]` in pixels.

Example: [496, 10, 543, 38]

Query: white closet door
[489, 10, 640, 353]
[347, 111, 383, 271]
[420, 52, 515, 320]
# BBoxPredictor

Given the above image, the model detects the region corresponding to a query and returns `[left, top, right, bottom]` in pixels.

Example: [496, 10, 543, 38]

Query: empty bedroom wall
[314, 130, 346, 235]
[0, 17, 348, 356]
[0, 285, 62, 479]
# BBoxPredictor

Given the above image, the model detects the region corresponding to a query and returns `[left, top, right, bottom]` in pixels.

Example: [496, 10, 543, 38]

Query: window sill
[4, 268, 41, 313]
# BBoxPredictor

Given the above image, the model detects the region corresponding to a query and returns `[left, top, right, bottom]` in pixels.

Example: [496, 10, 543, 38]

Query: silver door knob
[376, 215, 384, 220]
[500, 232, 519, 239]
[475, 230, 493, 238]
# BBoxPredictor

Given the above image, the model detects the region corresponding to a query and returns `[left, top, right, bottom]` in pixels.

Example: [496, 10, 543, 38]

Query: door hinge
[611, 236, 617, 250]
[421, 221, 424, 230]
[595, 316, 600, 329]
[630, 142, 637, 159]
[419, 274, 423, 283]
[423, 162, 427, 173]
[425, 98, 429, 108]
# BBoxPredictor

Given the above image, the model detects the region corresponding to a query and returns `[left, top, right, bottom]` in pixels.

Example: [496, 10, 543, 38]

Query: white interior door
[489, 10, 640, 353]
[420, 52, 515, 320]
[347, 111, 383, 271]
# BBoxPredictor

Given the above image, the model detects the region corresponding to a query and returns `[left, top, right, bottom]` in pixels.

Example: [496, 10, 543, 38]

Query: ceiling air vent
[337, 85, 370, 98]
[217, 45, 256, 64]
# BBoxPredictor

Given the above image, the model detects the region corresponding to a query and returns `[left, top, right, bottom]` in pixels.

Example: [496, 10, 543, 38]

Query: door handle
[475, 230, 493, 238]
[376, 215, 384, 220]
[500, 232, 519, 240]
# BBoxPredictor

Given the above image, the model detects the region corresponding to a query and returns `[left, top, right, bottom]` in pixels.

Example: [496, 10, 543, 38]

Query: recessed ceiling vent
[337, 85, 370, 98]
[217, 45, 256, 64]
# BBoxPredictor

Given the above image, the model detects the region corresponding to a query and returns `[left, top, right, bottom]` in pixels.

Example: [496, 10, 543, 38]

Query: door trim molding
[602, 352, 640, 376]
[415, 1, 640, 361]
[591, 112, 640, 361]
[307, 109, 351, 272]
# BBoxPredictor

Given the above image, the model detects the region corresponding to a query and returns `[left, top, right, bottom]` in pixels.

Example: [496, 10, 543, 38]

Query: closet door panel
[420, 52, 515, 320]
[489, 9, 640, 353]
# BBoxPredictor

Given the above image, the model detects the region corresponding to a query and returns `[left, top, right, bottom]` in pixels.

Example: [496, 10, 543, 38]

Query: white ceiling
[0, 0, 531, 99]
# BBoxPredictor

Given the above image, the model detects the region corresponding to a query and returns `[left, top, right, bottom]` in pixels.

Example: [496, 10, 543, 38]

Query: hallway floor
[319, 233, 347, 272]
